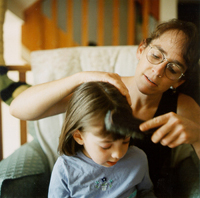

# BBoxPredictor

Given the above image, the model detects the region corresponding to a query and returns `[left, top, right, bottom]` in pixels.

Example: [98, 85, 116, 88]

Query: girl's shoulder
[128, 146, 147, 160]
[55, 153, 83, 167]
[122, 146, 148, 167]
[55, 154, 76, 167]
[54, 153, 89, 174]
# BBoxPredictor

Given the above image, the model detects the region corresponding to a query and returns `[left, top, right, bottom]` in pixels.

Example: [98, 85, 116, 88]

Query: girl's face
[135, 30, 187, 96]
[74, 126, 130, 167]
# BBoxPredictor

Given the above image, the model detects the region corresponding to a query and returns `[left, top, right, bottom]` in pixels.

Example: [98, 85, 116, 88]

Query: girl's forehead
[83, 129, 111, 141]
[83, 124, 104, 134]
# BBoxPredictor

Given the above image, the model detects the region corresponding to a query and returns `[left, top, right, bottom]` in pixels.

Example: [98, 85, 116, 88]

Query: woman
[10, 19, 200, 196]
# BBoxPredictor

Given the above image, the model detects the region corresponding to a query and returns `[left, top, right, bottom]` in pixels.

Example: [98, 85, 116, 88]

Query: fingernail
[139, 124, 144, 131]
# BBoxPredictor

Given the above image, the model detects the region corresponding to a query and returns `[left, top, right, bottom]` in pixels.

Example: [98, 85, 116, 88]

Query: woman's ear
[136, 41, 146, 60]
[73, 130, 84, 145]
[173, 79, 186, 89]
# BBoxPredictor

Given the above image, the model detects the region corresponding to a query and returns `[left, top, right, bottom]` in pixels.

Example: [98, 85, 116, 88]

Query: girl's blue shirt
[48, 146, 156, 198]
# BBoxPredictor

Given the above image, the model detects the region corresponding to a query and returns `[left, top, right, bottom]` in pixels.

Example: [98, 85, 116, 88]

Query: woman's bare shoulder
[178, 93, 198, 106]
[178, 93, 200, 121]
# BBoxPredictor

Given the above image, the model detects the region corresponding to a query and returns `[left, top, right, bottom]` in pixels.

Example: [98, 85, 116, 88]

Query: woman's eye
[167, 65, 177, 74]
[152, 53, 161, 59]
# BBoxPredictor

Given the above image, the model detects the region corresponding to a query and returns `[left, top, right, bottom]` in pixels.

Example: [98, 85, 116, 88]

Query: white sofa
[0, 46, 199, 198]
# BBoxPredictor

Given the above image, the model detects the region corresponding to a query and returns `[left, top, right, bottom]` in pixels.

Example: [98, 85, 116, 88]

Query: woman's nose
[152, 62, 166, 77]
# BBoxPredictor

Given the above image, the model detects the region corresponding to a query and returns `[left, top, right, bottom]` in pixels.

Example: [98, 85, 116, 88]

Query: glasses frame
[146, 45, 185, 81]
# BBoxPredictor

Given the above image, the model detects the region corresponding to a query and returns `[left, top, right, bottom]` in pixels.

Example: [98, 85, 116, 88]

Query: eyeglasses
[146, 45, 185, 80]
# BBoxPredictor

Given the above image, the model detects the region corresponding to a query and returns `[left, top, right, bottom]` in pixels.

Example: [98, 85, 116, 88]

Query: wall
[160, 0, 178, 21]
[21, 0, 160, 52]
[2, 10, 33, 158]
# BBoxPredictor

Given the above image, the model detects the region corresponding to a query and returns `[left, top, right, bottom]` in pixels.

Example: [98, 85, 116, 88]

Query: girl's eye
[123, 141, 130, 145]
[101, 146, 111, 150]
[123, 138, 130, 145]
[101, 145, 112, 150]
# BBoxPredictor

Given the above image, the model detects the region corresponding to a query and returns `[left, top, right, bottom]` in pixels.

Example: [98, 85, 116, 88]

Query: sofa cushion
[0, 140, 50, 196]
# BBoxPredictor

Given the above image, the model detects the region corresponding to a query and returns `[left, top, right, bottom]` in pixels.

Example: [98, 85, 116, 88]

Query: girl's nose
[111, 148, 123, 160]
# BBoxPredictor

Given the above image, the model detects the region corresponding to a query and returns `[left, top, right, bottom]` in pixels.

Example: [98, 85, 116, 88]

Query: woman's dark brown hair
[145, 18, 200, 79]
[58, 81, 133, 156]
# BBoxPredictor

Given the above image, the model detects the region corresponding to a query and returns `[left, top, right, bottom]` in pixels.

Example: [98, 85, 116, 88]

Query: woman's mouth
[144, 74, 157, 86]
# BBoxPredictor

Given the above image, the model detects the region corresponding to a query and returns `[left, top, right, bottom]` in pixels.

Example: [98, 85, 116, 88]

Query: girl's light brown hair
[58, 81, 133, 156]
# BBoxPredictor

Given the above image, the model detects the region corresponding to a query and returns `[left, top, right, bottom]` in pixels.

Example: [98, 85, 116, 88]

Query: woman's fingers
[82, 71, 132, 105]
[139, 113, 171, 133]
[139, 112, 199, 147]
[159, 127, 184, 147]
[102, 72, 131, 105]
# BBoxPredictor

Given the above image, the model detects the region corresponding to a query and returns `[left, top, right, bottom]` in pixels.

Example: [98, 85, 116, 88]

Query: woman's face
[135, 30, 187, 96]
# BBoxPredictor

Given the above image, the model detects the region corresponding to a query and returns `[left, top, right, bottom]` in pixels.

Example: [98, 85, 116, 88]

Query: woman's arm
[10, 73, 79, 120]
[177, 94, 200, 158]
[139, 94, 200, 158]
[10, 71, 130, 120]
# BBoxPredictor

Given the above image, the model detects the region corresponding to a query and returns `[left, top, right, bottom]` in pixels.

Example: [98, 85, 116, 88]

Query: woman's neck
[126, 77, 163, 120]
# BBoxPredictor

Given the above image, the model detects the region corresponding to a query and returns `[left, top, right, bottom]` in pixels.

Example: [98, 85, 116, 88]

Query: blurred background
[1, 0, 200, 159]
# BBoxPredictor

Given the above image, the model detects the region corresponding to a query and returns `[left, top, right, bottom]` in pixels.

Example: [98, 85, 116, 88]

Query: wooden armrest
[6, 65, 31, 72]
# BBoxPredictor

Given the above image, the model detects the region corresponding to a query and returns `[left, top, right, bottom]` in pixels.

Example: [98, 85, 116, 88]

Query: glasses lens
[166, 63, 182, 80]
[147, 47, 163, 64]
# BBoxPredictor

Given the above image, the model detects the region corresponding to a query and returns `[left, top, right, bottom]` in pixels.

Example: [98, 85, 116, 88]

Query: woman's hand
[139, 112, 200, 148]
[79, 71, 132, 105]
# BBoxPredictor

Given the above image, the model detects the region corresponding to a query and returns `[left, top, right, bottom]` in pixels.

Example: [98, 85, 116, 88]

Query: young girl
[48, 82, 155, 198]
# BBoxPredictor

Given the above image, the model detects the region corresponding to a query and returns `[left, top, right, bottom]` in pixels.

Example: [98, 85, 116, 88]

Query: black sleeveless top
[132, 89, 179, 189]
